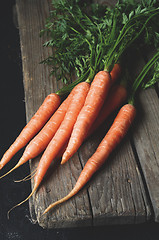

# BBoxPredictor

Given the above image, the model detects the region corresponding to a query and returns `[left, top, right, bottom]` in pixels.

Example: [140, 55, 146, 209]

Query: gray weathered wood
[15, 0, 159, 229]
[132, 88, 159, 222]
[79, 119, 151, 225]
[127, 48, 159, 223]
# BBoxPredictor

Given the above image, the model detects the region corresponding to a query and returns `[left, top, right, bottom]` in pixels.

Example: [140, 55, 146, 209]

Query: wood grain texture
[15, 0, 157, 228]
[132, 88, 159, 222]
[127, 48, 159, 223]
[79, 119, 151, 226]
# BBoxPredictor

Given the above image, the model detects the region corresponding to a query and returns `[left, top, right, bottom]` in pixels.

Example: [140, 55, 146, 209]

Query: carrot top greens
[128, 51, 159, 104]
[41, 0, 159, 95]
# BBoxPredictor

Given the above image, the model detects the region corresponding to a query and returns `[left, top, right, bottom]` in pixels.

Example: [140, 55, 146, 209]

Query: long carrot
[43, 103, 136, 214]
[62, 70, 111, 164]
[7, 81, 90, 215]
[85, 63, 123, 138]
[33, 82, 90, 189]
[0, 93, 61, 170]
[0, 89, 74, 179]
[85, 83, 127, 139]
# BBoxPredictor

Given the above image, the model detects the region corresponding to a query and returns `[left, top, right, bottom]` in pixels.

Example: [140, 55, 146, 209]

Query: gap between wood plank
[129, 135, 154, 221]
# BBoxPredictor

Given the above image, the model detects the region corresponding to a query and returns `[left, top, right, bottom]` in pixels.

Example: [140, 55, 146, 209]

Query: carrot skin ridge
[62, 70, 112, 164]
[43, 103, 136, 214]
[0, 93, 61, 170]
[34, 82, 90, 190]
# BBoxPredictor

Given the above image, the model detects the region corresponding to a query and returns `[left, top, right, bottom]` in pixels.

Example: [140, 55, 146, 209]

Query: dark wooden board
[132, 88, 159, 222]
[79, 121, 151, 226]
[15, 0, 159, 228]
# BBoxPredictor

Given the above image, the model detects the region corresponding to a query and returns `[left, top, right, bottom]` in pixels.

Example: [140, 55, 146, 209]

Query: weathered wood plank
[79, 114, 151, 226]
[16, 0, 92, 228]
[126, 48, 159, 222]
[16, 0, 155, 229]
[132, 88, 159, 222]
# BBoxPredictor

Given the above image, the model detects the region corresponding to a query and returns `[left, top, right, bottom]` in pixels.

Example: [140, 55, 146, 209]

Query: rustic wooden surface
[16, 0, 159, 228]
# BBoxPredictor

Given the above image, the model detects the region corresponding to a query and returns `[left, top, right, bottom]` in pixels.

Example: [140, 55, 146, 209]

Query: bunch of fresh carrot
[42, 51, 159, 214]
[1, 0, 159, 217]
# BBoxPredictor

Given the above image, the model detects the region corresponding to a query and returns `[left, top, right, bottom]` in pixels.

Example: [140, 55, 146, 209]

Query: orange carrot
[42, 103, 136, 214]
[19, 92, 73, 162]
[0, 93, 61, 170]
[7, 82, 90, 211]
[62, 70, 111, 164]
[86, 84, 127, 138]
[0, 90, 74, 179]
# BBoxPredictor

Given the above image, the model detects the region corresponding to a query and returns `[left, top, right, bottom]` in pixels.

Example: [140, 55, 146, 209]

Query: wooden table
[15, 0, 159, 228]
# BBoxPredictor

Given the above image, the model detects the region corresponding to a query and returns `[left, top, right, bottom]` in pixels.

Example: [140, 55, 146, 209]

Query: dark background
[0, 1, 159, 239]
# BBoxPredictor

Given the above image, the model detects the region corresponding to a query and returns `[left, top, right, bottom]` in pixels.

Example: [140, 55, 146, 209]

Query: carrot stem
[129, 51, 159, 103]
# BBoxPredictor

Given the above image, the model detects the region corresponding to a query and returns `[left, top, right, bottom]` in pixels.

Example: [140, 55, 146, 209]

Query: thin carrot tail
[14, 168, 37, 183]
[0, 162, 22, 180]
[42, 170, 88, 215]
[42, 186, 78, 215]
[7, 184, 37, 219]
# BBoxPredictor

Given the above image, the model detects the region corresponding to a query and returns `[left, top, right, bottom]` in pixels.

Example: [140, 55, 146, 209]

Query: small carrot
[62, 70, 111, 164]
[0, 93, 61, 170]
[0, 90, 74, 179]
[43, 103, 136, 214]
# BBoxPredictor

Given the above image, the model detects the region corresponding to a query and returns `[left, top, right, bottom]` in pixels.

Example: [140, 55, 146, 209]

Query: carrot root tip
[42, 188, 77, 215]
[0, 163, 3, 170]
[7, 185, 37, 219]
[61, 152, 69, 164]
[14, 168, 37, 183]
[0, 162, 21, 180]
